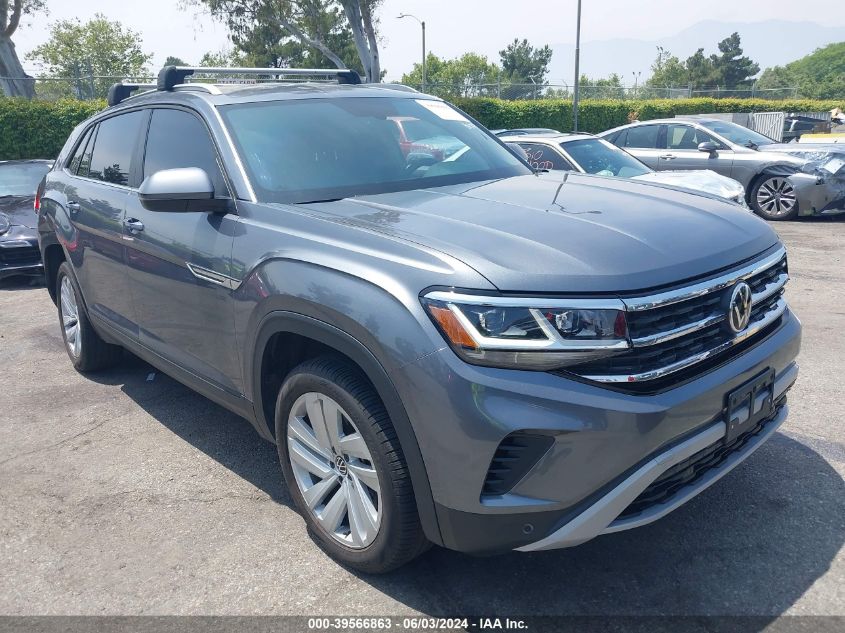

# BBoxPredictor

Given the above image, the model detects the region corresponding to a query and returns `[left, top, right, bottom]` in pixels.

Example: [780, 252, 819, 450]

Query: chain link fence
[4, 73, 805, 102]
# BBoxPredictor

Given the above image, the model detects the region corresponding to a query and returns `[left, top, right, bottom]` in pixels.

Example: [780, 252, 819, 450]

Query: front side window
[68, 128, 93, 175]
[87, 111, 146, 186]
[620, 125, 661, 149]
[143, 109, 228, 196]
[0, 162, 51, 196]
[562, 139, 651, 178]
[219, 97, 530, 204]
[666, 124, 715, 150]
[518, 143, 574, 171]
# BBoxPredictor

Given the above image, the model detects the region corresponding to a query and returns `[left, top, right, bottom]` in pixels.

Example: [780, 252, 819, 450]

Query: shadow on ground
[89, 349, 844, 620]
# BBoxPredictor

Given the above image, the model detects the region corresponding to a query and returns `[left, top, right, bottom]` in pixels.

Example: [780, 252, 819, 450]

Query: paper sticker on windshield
[416, 99, 468, 122]
[823, 157, 845, 174]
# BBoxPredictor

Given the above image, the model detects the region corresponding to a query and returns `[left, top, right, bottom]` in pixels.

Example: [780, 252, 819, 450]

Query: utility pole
[573, 0, 582, 131]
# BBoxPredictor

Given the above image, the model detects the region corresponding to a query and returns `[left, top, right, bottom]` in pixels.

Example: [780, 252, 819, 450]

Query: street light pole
[398, 14, 426, 92]
[573, 0, 582, 132]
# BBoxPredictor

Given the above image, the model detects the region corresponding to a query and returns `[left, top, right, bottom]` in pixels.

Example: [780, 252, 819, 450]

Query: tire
[275, 356, 429, 573]
[55, 262, 122, 372]
[750, 175, 800, 221]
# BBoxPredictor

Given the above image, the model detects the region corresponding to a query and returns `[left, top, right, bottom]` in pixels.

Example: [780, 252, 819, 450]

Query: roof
[499, 133, 596, 143]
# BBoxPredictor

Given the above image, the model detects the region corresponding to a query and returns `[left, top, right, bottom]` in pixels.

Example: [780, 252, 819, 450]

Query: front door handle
[123, 218, 145, 234]
[659, 154, 676, 160]
[67, 201, 81, 214]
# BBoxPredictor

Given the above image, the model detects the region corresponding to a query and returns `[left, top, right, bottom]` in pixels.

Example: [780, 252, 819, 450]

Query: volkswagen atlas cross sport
[38, 67, 801, 573]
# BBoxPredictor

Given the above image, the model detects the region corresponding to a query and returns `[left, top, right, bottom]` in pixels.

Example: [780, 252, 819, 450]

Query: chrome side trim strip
[516, 390, 791, 552]
[622, 247, 786, 312]
[584, 299, 787, 383]
[186, 263, 241, 290]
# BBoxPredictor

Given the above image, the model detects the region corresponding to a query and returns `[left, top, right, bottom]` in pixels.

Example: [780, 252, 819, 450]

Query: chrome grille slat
[569, 249, 789, 385]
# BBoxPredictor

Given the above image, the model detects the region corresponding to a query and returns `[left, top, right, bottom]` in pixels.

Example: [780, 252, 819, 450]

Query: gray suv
[38, 67, 801, 573]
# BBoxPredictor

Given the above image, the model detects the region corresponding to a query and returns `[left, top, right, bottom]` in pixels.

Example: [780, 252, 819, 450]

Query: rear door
[657, 123, 735, 175]
[122, 107, 242, 394]
[614, 124, 663, 169]
[60, 110, 146, 339]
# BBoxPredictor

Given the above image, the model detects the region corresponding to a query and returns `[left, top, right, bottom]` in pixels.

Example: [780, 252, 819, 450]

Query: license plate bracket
[725, 368, 775, 444]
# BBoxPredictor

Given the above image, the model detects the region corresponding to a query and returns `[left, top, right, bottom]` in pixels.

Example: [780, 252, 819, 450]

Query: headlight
[0, 212, 10, 236]
[422, 291, 630, 370]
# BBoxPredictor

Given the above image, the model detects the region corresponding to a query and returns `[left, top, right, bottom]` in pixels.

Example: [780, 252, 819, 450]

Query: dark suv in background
[38, 67, 800, 573]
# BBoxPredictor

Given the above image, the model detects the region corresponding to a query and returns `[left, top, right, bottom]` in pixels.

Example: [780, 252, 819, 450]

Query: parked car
[0, 159, 52, 280]
[492, 128, 561, 137]
[500, 132, 747, 205]
[600, 118, 845, 220]
[39, 67, 800, 573]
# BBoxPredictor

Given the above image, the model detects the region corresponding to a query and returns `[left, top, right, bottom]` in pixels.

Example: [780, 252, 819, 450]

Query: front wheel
[750, 175, 799, 221]
[275, 356, 428, 573]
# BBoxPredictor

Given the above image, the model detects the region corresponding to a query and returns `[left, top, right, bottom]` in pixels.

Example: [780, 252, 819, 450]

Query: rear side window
[87, 111, 145, 186]
[620, 125, 661, 149]
[518, 143, 574, 171]
[143, 109, 228, 196]
[68, 127, 93, 175]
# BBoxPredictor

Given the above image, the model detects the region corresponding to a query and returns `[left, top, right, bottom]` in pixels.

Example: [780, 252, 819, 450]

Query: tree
[579, 73, 625, 99]
[0, 0, 46, 97]
[164, 55, 189, 66]
[646, 46, 688, 88]
[402, 52, 499, 98]
[499, 38, 552, 83]
[27, 14, 151, 99]
[758, 42, 845, 99]
[708, 32, 759, 88]
[192, 0, 382, 82]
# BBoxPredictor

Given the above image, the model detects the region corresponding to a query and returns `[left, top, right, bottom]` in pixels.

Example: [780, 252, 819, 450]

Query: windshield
[698, 120, 776, 147]
[563, 139, 651, 177]
[0, 162, 50, 197]
[219, 97, 530, 203]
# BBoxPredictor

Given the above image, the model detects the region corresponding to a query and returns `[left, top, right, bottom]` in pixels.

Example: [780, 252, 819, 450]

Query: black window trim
[139, 104, 236, 202]
[62, 106, 149, 191]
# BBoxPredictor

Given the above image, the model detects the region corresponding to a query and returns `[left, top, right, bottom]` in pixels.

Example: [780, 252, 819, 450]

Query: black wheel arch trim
[250, 310, 444, 546]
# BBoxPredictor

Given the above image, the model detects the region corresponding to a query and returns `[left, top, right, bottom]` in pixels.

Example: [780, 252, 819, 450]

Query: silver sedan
[599, 118, 845, 221]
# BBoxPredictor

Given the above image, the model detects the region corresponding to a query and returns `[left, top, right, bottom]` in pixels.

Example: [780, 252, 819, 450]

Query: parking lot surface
[0, 218, 843, 617]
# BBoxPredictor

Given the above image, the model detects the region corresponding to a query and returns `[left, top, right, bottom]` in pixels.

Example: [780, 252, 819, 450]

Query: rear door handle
[659, 154, 676, 160]
[67, 201, 80, 214]
[123, 218, 145, 234]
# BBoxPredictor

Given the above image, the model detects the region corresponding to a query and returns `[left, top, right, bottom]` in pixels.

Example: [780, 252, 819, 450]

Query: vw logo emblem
[727, 282, 753, 333]
[334, 455, 348, 477]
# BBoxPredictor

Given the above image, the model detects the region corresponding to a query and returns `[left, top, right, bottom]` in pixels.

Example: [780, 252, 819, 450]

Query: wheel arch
[251, 311, 443, 546]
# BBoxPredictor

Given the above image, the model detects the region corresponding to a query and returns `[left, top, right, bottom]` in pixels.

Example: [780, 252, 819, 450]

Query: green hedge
[452, 97, 845, 134]
[0, 98, 105, 160]
[1, 95, 843, 160]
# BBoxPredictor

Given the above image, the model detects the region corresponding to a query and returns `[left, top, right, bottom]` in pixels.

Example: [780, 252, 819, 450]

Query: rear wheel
[56, 262, 122, 371]
[276, 356, 428, 573]
[751, 175, 799, 220]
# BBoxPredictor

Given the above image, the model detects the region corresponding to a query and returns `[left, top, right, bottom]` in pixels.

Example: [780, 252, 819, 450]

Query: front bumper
[0, 233, 43, 280]
[397, 309, 801, 554]
[790, 173, 845, 216]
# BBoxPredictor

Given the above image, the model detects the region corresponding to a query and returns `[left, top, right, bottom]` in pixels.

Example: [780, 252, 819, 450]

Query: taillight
[34, 178, 45, 212]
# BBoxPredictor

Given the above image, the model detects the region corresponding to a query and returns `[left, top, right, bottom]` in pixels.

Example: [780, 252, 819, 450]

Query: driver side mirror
[138, 168, 230, 212]
[698, 141, 719, 153]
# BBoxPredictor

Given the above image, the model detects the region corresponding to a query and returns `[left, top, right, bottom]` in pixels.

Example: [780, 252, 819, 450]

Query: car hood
[0, 195, 38, 229]
[632, 169, 744, 200]
[762, 144, 845, 177]
[296, 173, 780, 293]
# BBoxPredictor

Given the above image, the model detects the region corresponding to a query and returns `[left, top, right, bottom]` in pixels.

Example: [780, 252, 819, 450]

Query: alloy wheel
[756, 177, 797, 217]
[287, 392, 382, 549]
[60, 275, 81, 359]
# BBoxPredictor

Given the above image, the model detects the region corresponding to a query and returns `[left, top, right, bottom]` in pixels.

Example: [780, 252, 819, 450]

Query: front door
[657, 123, 735, 176]
[122, 107, 242, 395]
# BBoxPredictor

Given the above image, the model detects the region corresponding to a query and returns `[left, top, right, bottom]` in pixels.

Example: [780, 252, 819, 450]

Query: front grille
[562, 249, 789, 386]
[619, 397, 786, 519]
[481, 433, 554, 497]
[0, 245, 41, 267]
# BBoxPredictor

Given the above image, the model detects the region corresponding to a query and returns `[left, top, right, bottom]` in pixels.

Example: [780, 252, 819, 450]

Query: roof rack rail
[107, 82, 156, 106]
[156, 66, 362, 91]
